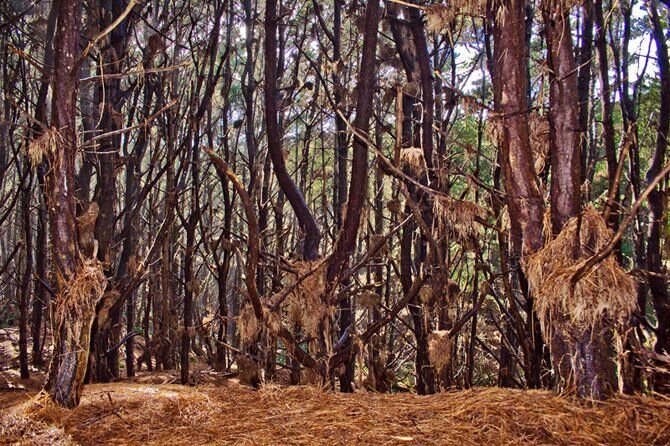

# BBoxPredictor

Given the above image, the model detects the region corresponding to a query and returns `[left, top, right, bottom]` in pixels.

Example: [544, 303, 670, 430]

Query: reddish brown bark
[493, 0, 544, 256]
[326, 0, 381, 284]
[492, 0, 546, 389]
[647, 0, 670, 393]
[543, 0, 582, 233]
[44, 0, 107, 408]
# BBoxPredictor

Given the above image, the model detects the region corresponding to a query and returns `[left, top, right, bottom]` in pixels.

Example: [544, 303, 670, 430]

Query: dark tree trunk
[44, 0, 107, 408]
[29, 0, 58, 370]
[647, 0, 670, 393]
[264, 0, 320, 261]
[32, 170, 49, 367]
[326, 0, 380, 283]
[593, 0, 620, 231]
[18, 168, 33, 379]
[577, 1, 593, 187]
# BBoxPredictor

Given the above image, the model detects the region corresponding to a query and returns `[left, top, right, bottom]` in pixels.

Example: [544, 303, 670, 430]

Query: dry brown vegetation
[2, 379, 670, 445]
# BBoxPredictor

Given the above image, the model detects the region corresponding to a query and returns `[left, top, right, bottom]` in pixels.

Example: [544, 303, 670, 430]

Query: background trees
[0, 0, 668, 406]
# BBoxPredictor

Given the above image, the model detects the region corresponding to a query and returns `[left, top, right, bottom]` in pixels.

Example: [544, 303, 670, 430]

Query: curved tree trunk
[264, 0, 320, 261]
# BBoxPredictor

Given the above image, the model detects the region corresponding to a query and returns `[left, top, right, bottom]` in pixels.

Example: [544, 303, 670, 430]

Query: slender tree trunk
[577, 1, 593, 188]
[593, 0, 619, 231]
[32, 170, 48, 367]
[264, 0, 320, 261]
[647, 0, 670, 393]
[18, 168, 33, 379]
[327, 0, 381, 283]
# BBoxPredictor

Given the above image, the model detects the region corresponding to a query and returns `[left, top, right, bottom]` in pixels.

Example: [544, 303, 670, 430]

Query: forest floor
[2, 328, 670, 445]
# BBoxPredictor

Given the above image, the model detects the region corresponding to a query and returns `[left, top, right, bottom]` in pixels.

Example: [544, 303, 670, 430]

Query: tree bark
[44, 0, 107, 408]
[264, 0, 321, 261]
[327, 0, 381, 284]
[647, 0, 670, 393]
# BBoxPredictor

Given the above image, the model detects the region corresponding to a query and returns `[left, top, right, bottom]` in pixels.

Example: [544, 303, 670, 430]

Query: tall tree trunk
[326, 0, 380, 284]
[30, 0, 59, 369]
[647, 0, 670, 393]
[18, 167, 33, 379]
[32, 170, 49, 367]
[264, 0, 320, 261]
[492, 0, 546, 389]
[91, 0, 130, 382]
[576, 1, 593, 188]
[543, 0, 616, 398]
[44, 0, 108, 407]
[593, 0, 619, 231]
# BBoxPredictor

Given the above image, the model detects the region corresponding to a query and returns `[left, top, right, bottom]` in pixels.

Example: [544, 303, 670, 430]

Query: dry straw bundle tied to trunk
[238, 303, 261, 345]
[529, 113, 549, 175]
[358, 290, 382, 310]
[57, 258, 108, 317]
[425, 2, 486, 32]
[524, 207, 637, 339]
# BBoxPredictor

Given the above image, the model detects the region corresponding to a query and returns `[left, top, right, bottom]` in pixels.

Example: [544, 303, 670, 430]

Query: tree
[44, 0, 108, 407]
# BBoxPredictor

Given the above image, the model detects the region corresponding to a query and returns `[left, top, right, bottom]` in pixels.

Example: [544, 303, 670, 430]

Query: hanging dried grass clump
[419, 284, 437, 307]
[485, 115, 503, 147]
[58, 258, 107, 316]
[426, 5, 454, 33]
[428, 330, 452, 373]
[369, 234, 388, 259]
[529, 113, 549, 175]
[285, 260, 330, 340]
[238, 303, 260, 345]
[446, 279, 461, 301]
[27, 128, 62, 167]
[426, 1, 486, 33]
[432, 195, 486, 242]
[524, 207, 637, 338]
[358, 290, 381, 310]
[386, 198, 402, 214]
[399, 147, 426, 175]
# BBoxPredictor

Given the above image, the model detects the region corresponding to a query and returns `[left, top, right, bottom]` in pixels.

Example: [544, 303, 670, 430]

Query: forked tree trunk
[264, 0, 320, 261]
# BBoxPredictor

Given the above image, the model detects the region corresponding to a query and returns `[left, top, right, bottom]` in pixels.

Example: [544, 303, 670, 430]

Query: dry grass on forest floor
[2, 380, 670, 445]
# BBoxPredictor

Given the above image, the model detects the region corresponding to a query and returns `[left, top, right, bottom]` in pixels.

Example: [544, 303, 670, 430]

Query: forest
[0, 0, 669, 443]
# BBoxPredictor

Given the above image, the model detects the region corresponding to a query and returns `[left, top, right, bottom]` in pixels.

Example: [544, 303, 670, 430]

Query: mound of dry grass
[2, 381, 670, 445]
